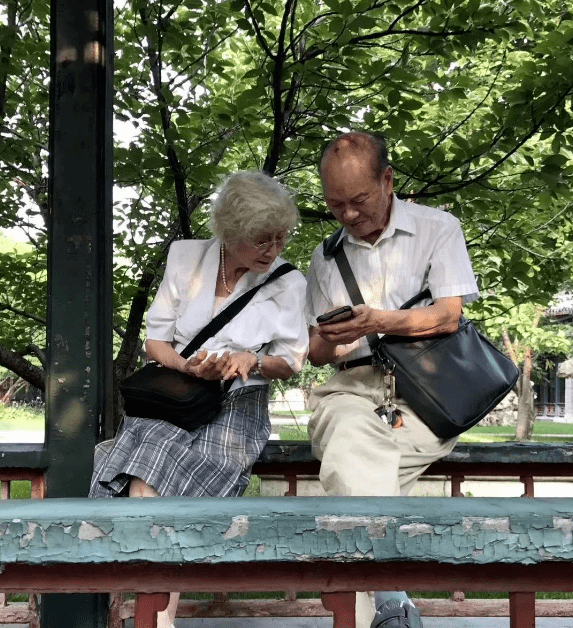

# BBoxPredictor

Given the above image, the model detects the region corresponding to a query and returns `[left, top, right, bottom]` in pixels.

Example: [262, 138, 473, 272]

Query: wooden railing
[2, 440, 573, 626]
[2, 495, 573, 628]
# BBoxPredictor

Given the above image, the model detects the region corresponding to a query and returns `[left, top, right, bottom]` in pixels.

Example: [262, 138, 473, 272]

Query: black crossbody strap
[322, 227, 344, 257]
[180, 263, 296, 359]
[331, 248, 379, 351]
[399, 288, 432, 310]
[331, 245, 433, 349]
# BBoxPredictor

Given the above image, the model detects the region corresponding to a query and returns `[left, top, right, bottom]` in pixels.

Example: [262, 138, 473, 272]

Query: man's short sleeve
[427, 215, 479, 305]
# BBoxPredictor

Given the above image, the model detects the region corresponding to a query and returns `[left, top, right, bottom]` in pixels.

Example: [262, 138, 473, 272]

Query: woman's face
[225, 231, 288, 274]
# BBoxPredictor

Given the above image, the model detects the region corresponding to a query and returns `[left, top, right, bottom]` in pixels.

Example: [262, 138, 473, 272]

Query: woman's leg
[129, 478, 179, 627]
[129, 477, 160, 497]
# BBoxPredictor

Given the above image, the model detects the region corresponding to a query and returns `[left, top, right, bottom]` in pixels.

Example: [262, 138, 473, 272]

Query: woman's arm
[255, 355, 294, 380]
[145, 339, 188, 372]
[146, 340, 294, 383]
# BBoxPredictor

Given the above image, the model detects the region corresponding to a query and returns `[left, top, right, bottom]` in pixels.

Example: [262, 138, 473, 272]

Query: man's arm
[308, 297, 462, 366]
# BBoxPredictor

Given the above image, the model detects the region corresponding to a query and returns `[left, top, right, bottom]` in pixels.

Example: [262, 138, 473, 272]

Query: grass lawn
[279, 420, 573, 442]
[0, 403, 44, 431]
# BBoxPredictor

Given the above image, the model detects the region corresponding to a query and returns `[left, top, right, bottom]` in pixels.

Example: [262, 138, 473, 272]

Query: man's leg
[309, 367, 456, 628]
[309, 366, 401, 496]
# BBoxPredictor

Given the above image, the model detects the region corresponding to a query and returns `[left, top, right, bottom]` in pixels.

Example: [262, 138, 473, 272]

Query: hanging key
[375, 405, 389, 423]
[387, 407, 401, 427]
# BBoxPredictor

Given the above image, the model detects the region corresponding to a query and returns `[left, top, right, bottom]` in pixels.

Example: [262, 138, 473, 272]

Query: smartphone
[316, 306, 353, 324]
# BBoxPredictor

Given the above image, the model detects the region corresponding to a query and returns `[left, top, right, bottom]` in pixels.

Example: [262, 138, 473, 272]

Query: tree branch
[139, 7, 191, 238]
[0, 303, 46, 326]
[411, 83, 573, 199]
[244, 0, 275, 61]
[263, 0, 296, 175]
[0, 342, 44, 391]
[0, 0, 17, 126]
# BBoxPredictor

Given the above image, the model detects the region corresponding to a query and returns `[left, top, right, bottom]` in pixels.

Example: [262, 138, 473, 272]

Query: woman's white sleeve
[145, 247, 180, 342]
[263, 273, 309, 373]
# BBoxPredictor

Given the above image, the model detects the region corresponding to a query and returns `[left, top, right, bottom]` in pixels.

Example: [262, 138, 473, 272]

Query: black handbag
[120, 263, 295, 431]
[119, 364, 222, 431]
[324, 232, 519, 439]
[372, 290, 520, 439]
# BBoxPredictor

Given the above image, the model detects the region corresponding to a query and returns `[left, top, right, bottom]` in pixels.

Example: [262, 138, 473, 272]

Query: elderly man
[306, 132, 479, 628]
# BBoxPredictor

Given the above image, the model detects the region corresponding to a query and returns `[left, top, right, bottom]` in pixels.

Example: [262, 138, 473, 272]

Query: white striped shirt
[306, 194, 479, 364]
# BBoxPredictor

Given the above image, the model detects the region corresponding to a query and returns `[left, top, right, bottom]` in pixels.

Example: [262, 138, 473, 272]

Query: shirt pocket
[384, 272, 426, 308]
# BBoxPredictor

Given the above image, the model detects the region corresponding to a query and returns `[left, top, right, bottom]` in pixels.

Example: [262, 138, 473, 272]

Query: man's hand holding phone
[316, 305, 354, 324]
[315, 303, 379, 346]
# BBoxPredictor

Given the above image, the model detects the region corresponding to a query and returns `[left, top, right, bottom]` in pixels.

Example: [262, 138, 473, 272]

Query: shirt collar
[339, 194, 417, 249]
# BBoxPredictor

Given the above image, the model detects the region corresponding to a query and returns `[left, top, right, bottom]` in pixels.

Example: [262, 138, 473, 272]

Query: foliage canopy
[1, 0, 572, 425]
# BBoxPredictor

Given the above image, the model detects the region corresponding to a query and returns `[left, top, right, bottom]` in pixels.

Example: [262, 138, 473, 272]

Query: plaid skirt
[89, 385, 270, 498]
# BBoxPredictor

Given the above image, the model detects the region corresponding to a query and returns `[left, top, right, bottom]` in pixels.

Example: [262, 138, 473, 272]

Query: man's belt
[337, 356, 377, 371]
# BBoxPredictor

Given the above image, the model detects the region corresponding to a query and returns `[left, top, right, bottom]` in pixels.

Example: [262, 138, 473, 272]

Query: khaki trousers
[308, 366, 457, 627]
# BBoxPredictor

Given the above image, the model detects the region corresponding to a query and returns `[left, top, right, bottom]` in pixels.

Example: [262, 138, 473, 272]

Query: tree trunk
[0, 377, 27, 404]
[515, 370, 535, 442]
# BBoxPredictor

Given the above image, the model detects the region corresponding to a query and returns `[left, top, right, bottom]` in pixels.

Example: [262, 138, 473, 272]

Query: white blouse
[146, 238, 309, 388]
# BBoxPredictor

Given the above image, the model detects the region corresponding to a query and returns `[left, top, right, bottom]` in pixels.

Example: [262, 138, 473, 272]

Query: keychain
[374, 371, 403, 428]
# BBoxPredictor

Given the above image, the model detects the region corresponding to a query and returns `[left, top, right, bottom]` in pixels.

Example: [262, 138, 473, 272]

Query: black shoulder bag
[323, 231, 519, 439]
[120, 263, 296, 431]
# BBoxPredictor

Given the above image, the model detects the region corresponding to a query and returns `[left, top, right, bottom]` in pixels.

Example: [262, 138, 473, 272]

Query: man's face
[321, 151, 393, 245]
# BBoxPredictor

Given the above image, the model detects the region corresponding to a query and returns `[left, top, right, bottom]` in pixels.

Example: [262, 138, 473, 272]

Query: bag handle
[179, 262, 296, 359]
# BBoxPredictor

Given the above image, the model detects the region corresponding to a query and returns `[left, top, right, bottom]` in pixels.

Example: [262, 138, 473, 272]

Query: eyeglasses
[250, 235, 289, 251]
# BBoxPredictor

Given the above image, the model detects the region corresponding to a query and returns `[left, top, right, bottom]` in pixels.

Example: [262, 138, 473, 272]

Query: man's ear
[382, 165, 394, 194]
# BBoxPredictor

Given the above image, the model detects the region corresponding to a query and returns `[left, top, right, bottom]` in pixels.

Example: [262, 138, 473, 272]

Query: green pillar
[43, 0, 113, 623]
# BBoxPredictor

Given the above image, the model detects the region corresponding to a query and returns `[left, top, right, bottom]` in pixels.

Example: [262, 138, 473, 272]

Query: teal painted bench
[3, 440, 573, 625]
[2, 496, 573, 627]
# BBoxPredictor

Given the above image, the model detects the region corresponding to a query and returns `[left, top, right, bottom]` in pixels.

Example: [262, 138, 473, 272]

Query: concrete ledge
[1, 496, 573, 566]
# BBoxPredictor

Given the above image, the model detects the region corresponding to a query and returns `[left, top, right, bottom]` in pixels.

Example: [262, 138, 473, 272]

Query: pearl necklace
[220, 244, 233, 294]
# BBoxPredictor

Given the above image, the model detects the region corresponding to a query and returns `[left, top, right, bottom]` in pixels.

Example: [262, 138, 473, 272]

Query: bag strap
[399, 288, 432, 310]
[180, 263, 296, 359]
[328, 244, 379, 352]
[322, 227, 344, 257]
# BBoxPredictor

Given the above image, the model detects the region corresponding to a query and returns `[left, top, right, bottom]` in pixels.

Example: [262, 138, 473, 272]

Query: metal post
[43, 0, 113, 622]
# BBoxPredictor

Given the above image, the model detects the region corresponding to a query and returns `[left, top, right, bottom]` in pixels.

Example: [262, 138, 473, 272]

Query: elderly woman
[89, 171, 308, 628]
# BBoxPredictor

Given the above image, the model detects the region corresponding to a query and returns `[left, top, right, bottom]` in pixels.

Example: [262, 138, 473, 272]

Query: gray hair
[209, 171, 299, 245]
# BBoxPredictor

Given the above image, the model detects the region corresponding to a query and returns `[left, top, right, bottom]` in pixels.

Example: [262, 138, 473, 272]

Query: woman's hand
[220, 351, 258, 382]
[182, 350, 229, 380]
[182, 350, 257, 382]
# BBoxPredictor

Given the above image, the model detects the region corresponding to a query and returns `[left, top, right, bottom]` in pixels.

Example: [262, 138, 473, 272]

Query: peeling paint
[316, 516, 393, 538]
[1, 497, 573, 567]
[553, 518, 573, 545]
[399, 523, 434, 537]
[151, 525, 176, 542]
[78, 522, 107, 541]
[462, 517, 510, 533]
[222, 516, 249, 540]
[20, 523, 44, 548]
[480, 518, 510, 532]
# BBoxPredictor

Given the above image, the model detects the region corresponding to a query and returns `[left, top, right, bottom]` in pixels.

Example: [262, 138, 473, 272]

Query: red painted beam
[1, 562, 572, 594]
[322, 592, 356, 628]
[510, 592, 535, 628]
[134, 593, 169, 628]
